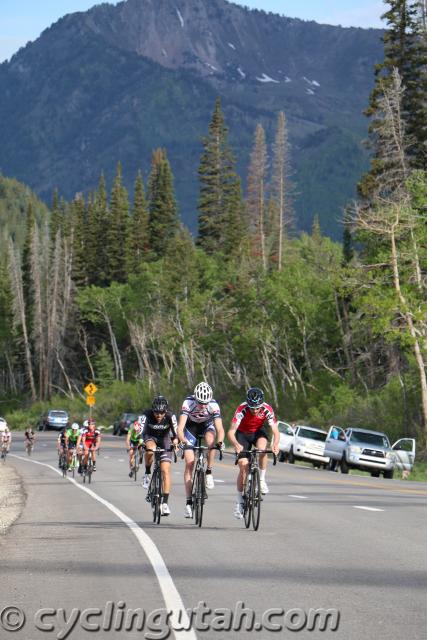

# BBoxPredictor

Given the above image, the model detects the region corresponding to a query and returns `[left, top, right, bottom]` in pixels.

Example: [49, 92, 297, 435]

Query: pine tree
[126, 171, 149, 273]
[360, 1, 427, 198]
[71, 195, 87, 288]
[22, 202, 35, 320]
[87, 174, 109, 286]
[246, 123, 268, 271]
[147, 149, 179, 259]
[94, 342, 115, 387]
[197, 97, 243, 255]
[271, 111, 293, 270]
[107, 163, 129, 283]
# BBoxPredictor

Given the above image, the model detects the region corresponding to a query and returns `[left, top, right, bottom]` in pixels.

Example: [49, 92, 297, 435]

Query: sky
[0, 0, 385, 63]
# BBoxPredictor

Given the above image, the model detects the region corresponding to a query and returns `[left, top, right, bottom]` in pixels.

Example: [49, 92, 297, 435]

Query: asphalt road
[1, 432, 426, 640]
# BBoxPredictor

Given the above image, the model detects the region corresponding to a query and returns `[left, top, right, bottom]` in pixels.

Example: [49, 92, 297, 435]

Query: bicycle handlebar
[234, 449, 277, 466]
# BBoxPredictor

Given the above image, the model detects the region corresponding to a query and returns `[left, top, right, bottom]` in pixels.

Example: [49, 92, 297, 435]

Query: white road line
[118, 458, 124, 462]
[214, 479, 225, 483]
[288, 494, 308, 499]
[11, 455, 196, 639]
[353, 506, 384, 512]
[103, 456, 110, 459]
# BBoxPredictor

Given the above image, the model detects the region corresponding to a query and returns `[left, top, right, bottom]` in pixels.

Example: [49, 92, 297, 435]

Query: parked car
[324, 426, 416, 478]
[37, 410, 69, 431]
[278, 423, 330, 468]
[113, 412, 139, 436]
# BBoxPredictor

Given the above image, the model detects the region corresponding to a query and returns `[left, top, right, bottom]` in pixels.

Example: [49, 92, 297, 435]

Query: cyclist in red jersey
[228, 387, 280, 519]
[78, 418, 101, 471]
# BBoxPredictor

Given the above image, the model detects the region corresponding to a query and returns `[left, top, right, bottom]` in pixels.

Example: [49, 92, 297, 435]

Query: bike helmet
[152, 395, 168, 413]
[246, 387, 264, 408]
[133, 420, 143, 431]
[83, 419, 89, 428]
[71, 423, 80, 430]
[194, 381, 213, 404]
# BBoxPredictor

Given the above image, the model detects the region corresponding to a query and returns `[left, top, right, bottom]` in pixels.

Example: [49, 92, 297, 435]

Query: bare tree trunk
[8, 241, 36, 400]
[247, 123, 268, 271]
[272, 111, 292, 270]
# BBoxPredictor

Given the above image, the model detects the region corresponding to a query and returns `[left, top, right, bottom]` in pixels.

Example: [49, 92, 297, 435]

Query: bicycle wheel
[251, 468, 261, 531]
[88, 462, 92, 484]
[133, 454, 138, 482]
[244, 474, 252, 529]
[195, 469, 205, 527]
[151, 468, 162, 524]
[61, 454, 67, 478]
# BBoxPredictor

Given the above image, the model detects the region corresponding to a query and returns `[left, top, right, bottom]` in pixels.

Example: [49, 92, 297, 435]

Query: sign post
[84, 383, 98, 419]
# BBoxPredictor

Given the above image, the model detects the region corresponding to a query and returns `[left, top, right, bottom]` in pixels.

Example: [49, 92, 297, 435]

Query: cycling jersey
[128, 426, 144, 444]
[66, 428, 80, 444]
[82, 428, 100, 447]
[180, 396, 221, 424]
[58, 431, 67, 446]
[139, 410, 178, 440]
[231, 402, 276, 434]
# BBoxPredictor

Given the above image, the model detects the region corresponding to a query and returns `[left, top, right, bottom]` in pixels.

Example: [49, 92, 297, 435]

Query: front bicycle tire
[251, 468, 261, 531]
[243, 474, 252, 528]
[151, 468, 162, 524]
[195, 469, 205, 527]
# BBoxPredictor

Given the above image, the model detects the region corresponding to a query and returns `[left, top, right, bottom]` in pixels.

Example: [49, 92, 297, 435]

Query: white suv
[278, 423, 329, 468]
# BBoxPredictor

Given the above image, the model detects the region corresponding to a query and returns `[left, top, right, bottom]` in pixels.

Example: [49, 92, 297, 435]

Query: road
[1, 431, 426, 640]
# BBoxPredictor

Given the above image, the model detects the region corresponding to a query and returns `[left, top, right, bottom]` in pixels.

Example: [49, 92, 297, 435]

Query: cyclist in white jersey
[177, 381, 225, 518]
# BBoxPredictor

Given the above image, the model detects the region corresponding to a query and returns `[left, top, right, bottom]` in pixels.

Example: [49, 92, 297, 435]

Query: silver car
[324, 426, 416, 478]
[278, 423, 329, 467]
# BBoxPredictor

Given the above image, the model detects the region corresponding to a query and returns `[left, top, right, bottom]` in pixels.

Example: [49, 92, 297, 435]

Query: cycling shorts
[143, 433, 172, 462]
[236, 427, 269, 460]
[184, 419, 215, 445]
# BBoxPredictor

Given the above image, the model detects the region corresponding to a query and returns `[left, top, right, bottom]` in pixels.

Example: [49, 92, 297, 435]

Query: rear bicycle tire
[251, 468, 261, 531]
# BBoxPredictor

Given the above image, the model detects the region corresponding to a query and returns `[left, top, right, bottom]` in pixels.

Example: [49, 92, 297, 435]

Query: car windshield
[349, 431, 390, 448]
[298, 428, 327, 441]
[125, 414, 138, 421]
[50, 411, 67, 418]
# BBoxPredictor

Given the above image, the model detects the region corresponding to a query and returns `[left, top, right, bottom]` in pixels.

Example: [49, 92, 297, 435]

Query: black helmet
[246, 387, 264, 408]
[152, 395, 168, 413]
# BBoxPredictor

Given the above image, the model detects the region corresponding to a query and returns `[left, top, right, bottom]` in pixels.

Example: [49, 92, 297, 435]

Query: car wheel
[288, 447, 295, 464]
[383, 469, 394, 479]
[340, 456, 349, 474]
[370, 471, 380, 478]
[313, 462, 321, 468]
[327, 459, 337, 471]
[278, 451, 286, 463]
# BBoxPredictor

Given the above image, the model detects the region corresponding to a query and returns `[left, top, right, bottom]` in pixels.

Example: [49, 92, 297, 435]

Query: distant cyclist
[24, 427, 35, 454]
[57, 427, 67, 466]
[0, 420, 11, 455]
[78, 418, 101, 472]
[139, 396, 179, 516]
[177, 381, 225, 518]
[65, 423, 81, 471]
[126, 420, 144, 478]
[228, 387, 279, 519]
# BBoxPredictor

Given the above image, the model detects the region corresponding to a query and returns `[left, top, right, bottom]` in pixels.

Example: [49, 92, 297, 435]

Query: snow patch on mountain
[176, 8, 184, 28]
[256, 73, 279, 84]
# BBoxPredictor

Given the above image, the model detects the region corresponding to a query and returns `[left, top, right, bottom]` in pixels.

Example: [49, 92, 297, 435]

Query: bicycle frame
[145, 446, 177, 525]
[183, 438, 223, 527]
[236, 448, 277, 531]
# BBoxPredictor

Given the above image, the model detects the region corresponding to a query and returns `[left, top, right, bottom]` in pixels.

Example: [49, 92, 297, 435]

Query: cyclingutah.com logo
[0, 601, 340, 638]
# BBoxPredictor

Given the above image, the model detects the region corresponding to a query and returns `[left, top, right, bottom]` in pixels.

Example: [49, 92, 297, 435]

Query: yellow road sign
[86, 395, 96, 406]
[84, 383, 98, 396]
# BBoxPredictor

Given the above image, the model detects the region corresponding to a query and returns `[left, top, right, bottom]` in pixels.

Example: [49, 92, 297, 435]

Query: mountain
[0, 0, 384, 238]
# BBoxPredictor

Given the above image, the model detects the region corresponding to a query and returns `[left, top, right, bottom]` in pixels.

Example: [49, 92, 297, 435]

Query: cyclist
[57, 427, 67, 466]
[24, 427, 35, 452]
[0, 420, 11, 455]
[65, 423, 80, 471]
[78, 418, 101, 472]
[126, 420, 144, 478]
[139, 396, 179, 516]
[228, 387, 280, 519]
[177, 381, 225, 518]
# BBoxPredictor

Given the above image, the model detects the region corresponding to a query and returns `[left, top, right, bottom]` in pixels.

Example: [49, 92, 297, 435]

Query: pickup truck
[324, 426, 416, 478]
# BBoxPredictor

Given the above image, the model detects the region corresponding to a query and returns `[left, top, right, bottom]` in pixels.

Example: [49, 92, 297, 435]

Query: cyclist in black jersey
[139, 396, 178, 516]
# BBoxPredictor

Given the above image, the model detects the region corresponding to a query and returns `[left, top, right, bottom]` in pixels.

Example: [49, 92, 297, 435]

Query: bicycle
[68, 448, 79, 478]
[182, 438, 223, 528]
[59, 448, 67, 477]
[236, 449, 277, 531]
[25, 439, 34, 457]
[1, 442, 8, 463]
[145, 446, 177, 524]
[129, 443, 143, 482]
[82, 449, 94, 484]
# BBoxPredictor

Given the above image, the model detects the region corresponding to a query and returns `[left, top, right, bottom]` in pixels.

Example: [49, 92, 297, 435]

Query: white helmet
[0, 418, 7, 432]
[71, 423, 80, 430]
[83, 419, 89, 428]
[194, 381, 213, 404]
